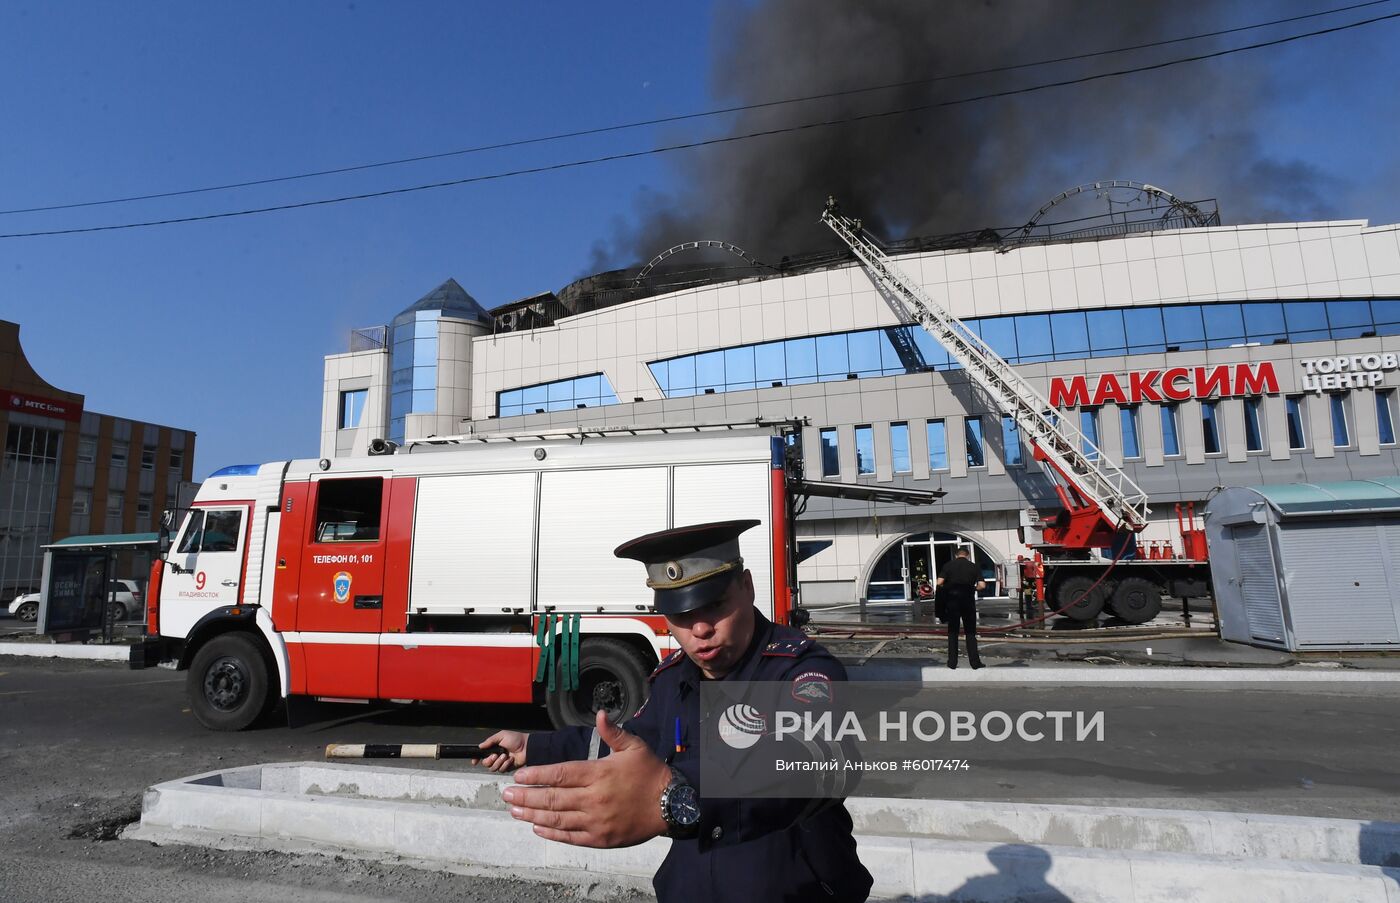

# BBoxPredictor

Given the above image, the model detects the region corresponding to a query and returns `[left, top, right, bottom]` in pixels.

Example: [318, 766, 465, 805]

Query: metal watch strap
[660, 767, 699, 839]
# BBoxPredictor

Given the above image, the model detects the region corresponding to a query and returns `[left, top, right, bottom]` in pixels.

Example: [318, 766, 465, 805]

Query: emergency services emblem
[333, 571, 352, 604]
[791, 671, 833, 704]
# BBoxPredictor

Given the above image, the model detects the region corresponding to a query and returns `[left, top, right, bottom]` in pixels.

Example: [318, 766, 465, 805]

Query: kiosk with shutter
[1205, 478, 1400, 651]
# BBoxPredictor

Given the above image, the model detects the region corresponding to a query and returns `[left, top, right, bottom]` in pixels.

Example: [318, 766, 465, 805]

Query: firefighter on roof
[480, 519, 872, 903]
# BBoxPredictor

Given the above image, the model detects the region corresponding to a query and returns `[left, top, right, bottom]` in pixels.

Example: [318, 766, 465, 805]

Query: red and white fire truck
[131, 422, 935, 731]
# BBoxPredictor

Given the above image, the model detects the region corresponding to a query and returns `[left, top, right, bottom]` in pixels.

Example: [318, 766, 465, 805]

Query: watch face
[670, 784, 701, 826]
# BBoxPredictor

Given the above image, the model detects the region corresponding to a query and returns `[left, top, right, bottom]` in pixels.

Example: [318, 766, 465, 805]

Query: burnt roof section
[487, 198, 1220, 333]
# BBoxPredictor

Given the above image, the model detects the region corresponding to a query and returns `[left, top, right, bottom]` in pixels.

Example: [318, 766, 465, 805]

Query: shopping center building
[322, 206, 1400, 606]
[0, 320, 197, 598]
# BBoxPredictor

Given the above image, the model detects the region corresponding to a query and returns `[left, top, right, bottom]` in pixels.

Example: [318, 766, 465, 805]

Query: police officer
[479, 519, 872, 903]
[936, 546, 986, 669]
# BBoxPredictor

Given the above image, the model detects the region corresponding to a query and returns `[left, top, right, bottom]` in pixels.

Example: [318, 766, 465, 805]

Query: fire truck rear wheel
[187, 632, 275, 731]
[1109, 577, 1163, 624]
[545, 638, 651, 729]
[1055, 575, 1106, 621]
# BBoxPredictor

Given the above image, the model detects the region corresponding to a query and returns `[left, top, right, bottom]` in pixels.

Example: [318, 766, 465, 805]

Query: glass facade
[891, 422, 911, 474]
[1201, 401, 1222, 455]
[1120, 406, 1141, 459]
[1001, 416, 1022, 466]
[820, 428, 839, 477]
[645, 298, 1400, 397]
[390, 311, 441, 443]
[965, 417, 985, 468]
[1, 425, 61, 596]
[1244, 397, 1265, 452]
[1161, 405, 1181, 457]
[1379, 390, 1397, 446]
[1286, 396, 1307, 449]
[339, 389, 367, 429]
[854, 425, 874, 475]
[927, 420, 948, 471]
[1330, 394, 1350, 447]
[1079, 408, 1100, 461]
[497, 373, 620, 418]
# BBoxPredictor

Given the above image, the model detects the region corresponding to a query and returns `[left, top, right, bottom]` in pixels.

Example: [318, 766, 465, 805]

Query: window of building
[820, 428, 839, 478]
[339, 389, 367, 429]
[498, 373, 620, 417]
[107, 491, 124, 515]
[137, 494, 153, 520]
[1330, 394, 1350, 447]
[1001, 416, 1022, 466]
[170, 447, 185, 471]
[1285, 396, 1307, 449]
[644, 297, 1400, 398]
[1243, 397, 1265, 452]
[890, 422, 911, 474]
[1201, 401, 1222, 455]
[1079, 408, 1100, 461]
[313, 478, 384, 542]
[110, 441, 129, 468]
[1378, 390, 1397, 445]
[1161, 405, 1181, 457]
[927, 420, 948, 471]
[964, 417, 985, 468]
[72, 489, 91, 516]
[77, 436, 96, 464]
[1120, 406, 1141, 459]
[854, 426, 874, 475]
[140, 445, 157, 471]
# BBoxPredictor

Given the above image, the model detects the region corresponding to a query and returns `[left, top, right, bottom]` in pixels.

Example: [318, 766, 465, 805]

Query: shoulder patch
[762, 636, 813, 658]
[649, 649, 687, 681]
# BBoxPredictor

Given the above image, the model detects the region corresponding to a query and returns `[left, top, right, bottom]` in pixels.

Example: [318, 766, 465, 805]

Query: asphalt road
[2, 654, 1400, 901]
[0, 655, 638, 903]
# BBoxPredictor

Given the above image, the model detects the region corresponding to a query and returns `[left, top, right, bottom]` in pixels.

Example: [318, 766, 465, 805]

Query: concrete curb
[0, 641, 130, 661]
[124, 761, 1400, 902]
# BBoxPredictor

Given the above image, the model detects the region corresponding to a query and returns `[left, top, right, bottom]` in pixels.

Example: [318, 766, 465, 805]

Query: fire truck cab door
[161, 504, 252, 637]
[296, 476, 387, 699]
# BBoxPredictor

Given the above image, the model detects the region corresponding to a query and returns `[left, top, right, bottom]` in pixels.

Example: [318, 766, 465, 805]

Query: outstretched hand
[503, 709, 672, 848]
[475, 730, 528, 773]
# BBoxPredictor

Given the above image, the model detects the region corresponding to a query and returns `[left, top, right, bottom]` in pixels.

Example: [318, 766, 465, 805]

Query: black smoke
[592, 0, 1345, 270]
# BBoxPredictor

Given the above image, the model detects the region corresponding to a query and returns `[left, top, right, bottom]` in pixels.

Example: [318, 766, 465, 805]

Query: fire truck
[131, 422, 936, 731]
[821, 199, 1212, 624]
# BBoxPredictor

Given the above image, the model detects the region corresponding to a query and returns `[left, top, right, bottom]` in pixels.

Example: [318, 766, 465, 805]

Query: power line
[1, 0, 1390, 218]
[3, 8, 1396, 241]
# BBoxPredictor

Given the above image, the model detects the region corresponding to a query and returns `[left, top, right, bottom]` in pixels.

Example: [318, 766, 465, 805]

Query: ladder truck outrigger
[821, 199, 1212, 625]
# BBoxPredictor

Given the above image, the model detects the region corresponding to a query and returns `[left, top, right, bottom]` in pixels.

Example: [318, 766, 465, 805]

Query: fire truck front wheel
[187, 632, 275, 731]
[545, 638, 651, 729]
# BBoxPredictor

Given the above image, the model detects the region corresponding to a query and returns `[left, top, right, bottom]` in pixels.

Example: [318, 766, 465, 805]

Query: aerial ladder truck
[821, 199, 1212, 625]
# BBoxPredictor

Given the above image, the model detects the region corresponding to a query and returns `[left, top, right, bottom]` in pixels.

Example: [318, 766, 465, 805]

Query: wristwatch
[659, 767, 701, 838]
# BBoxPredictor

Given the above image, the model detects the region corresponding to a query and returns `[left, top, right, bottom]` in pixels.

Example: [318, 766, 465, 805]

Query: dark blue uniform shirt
[527, 609, 872, 903]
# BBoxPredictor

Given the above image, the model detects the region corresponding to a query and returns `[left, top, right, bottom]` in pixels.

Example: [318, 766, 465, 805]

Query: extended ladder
[820, 200, 1150, 538]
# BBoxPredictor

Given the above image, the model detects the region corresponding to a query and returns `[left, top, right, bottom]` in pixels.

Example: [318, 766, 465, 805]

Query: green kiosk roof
[43, 532, 160, 550]
[1252, 477, 1400, 516]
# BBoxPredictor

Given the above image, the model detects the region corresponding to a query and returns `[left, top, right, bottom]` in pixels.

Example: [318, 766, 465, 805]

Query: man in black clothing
[937, 547, 986, 669]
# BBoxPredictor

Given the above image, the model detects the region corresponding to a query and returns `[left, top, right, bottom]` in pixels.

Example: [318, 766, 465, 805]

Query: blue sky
[1, 1, 1397, 479]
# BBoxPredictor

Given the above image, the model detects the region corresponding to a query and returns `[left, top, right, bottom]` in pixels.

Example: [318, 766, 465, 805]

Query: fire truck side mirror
[157, 514, 173, 560]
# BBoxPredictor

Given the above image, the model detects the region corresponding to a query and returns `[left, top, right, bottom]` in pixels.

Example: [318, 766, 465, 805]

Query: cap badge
[664, 561, 684, 581]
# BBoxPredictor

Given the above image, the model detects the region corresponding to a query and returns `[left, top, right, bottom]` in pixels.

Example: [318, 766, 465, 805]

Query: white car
[7, 579, 143, 623]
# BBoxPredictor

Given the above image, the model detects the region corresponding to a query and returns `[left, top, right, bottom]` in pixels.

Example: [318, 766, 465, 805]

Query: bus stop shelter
[1204, 478, 1400, 651]
[37, 532, 158, 642]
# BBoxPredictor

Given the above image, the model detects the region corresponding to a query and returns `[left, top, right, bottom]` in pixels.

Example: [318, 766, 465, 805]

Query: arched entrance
[865, 531, 1000, 603]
